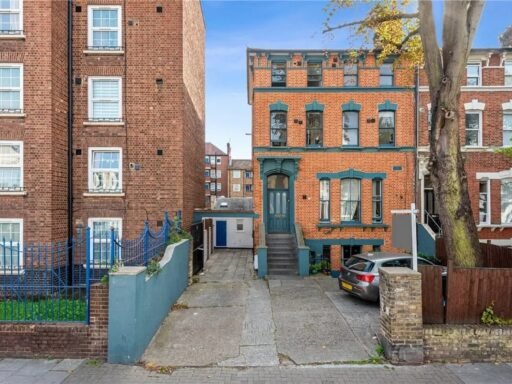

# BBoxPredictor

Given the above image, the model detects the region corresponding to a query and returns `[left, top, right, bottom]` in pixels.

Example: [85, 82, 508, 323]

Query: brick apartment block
[228, 159, 253, 198]
[0, 0, 205, 250]
[204, 142, 229, 208]
[247, 48, 512, 273]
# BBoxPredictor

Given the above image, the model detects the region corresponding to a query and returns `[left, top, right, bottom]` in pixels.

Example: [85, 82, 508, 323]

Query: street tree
[323, 0, 485, 267]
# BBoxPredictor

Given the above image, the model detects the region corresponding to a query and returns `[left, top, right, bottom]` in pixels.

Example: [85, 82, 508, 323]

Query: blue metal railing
[0, 211, 179, 323]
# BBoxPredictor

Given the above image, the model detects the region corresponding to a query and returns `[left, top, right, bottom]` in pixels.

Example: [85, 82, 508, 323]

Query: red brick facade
[418, 49, 512, 244]
[0, 283, 108, 359]
[248, 50, 417, 271]
[0, 0, 205, 244]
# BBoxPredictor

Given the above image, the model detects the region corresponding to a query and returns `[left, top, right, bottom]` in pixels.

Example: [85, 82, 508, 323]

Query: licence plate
[342, 282, 352, 291]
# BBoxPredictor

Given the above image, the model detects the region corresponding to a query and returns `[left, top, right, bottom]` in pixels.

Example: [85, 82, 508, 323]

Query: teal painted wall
[108, 240, 190, 364]
[417, 223, 436, 257]
[257, 246, 268, 278]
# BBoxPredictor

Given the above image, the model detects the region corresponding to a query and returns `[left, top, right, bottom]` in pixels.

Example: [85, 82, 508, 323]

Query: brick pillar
[379, 267, 424, 364]
[330, 245, 342, 273]
[88, 283, 109, 358]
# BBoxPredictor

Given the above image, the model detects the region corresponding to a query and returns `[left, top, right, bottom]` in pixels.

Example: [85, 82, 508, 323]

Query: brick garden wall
[424, 325, 512, 363]
[0, 284, 108, 359]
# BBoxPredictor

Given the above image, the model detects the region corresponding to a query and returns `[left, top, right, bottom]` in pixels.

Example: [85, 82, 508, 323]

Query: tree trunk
[419, 0, 484, 267]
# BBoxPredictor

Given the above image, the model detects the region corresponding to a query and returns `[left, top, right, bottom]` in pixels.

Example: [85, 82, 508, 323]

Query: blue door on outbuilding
[216, 220, 227, 247]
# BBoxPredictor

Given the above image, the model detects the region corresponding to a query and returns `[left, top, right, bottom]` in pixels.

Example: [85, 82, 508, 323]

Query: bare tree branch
[323, 12, 419, 33]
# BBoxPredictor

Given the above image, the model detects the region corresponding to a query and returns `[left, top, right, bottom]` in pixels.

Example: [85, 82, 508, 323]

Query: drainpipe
[414, 66, 420, 218]
[67, 0, 74, 284]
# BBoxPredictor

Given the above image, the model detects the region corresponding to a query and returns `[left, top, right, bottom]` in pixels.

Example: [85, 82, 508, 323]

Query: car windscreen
[344, 256, 374, 272]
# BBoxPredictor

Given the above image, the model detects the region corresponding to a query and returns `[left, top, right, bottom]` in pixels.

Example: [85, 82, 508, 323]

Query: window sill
[83, 192, 125, 197]
[83, 49, 125, 55]
[0, 191, 27, 196]
[0, 34, 25, 40]
[0, 113, 25, 118]
[317, 223, 388, 230]
[477, 224, 512, 232]
[0, 269, 24, 275]
[83, 121, 125, 126]
[82, 264, 112, 270]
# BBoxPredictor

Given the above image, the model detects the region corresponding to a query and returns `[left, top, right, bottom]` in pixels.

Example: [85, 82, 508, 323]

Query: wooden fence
[435, 238, 512, 268]
[420, 262, 512, 324]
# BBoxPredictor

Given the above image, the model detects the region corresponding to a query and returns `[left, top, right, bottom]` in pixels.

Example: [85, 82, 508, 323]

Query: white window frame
[88, 217, 122, 263]
[0, 63, 22, 112]
[505, 61, 512, 86]
[0, 140, 22, 191]
[217, 183, 222, 191]
[479, 179, 491, 225]
[216, 170, 221, 178]
[210, 183, 216, 191]
[87, 5, 122, 50]
[0, 218, 23, 269]
[466, 62, 481, 86]
[88, 147, 123, 193]
[502, 178, 512, 225]
[88, 77, 122, 121]
[232, 170, 241, 179]
[216, 157, 221, 165]
[504, 112, 512, 147]
[464, 110, 483, 147]
[233, 183, 240, 192]
[0, 0, 23, 36]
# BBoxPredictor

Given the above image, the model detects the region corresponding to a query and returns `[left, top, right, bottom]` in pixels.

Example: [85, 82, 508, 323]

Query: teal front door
[267, 174, 290, 233]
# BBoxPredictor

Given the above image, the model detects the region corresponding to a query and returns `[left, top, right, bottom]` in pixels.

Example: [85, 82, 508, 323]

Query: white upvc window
[88, 5, 122, 50]
[0, 0, 22, 35]
[479, 180, 490, 225]
[216, 157, 221, 164]
[466, 62, 481, 86]
[232, 170, 241, 179]
[88, 218, 122, 264]
[216, 170, 221, 178]
[505, 61, 512, 86]
[217, 183, 222, 191]
[465, 111, 482, 146]
[88, 77, 122, 121]
[502, 178, 512, 224]
[88, 148, 122, 193]
[0, 218, 22, 268]
[0, 63, 22, 112]
[504, 113, 512, 147]
[0, 141, 22, 191]
[233, 183, 240, 192]
[209, 183, 216, 192]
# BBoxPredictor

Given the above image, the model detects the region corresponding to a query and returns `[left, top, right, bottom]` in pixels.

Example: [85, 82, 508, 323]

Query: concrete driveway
[142, 249, 380, 368]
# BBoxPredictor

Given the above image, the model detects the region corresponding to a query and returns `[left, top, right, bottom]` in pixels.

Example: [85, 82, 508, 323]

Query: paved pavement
[3, 250, 512, 383]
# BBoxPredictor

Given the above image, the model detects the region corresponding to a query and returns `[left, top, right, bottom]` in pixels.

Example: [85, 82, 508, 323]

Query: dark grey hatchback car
[338, 253, 440, 302]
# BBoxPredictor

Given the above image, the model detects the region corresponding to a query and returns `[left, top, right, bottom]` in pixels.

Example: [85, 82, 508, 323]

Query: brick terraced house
[228, 159, 253, 198]
[0, 0, 205, 258]
[418, 49, 512, 246]
[248, 48, 512, 276]
[247, 48, 417, 275]
[204, 142, 229, 208]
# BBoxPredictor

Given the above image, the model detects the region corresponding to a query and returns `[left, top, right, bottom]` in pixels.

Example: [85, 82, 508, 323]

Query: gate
[190, 222, 204, 274]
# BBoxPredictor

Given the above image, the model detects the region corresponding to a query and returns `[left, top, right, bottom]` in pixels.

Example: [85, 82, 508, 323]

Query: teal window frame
[319, 179, 330, 222]
[306, 110, 323, 147]
[340, 178, 361, 223]
[378, 110, 395, 147]
[343, 63, 358, 86]
[342, 111, 359, 146]
[307, 61, 322, 87]
[271, 61, 287, 87]
[372, 179, 383, 223]
[379, 63, 394, 87]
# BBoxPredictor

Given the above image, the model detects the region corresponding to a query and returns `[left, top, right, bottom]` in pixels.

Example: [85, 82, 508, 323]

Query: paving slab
[447, 363, 512, 384]
[178, 281, 248, 308]
[16, 360, 60, 376]
[0, 359, 29, 371]
[51, 359, 84, 373]
[142, 306, 245, 366]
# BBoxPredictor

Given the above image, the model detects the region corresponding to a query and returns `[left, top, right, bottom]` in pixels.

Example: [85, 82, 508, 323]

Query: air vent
[157, 220, 163, 227]
[157, 149, 163, 156]
[75, 149, 82, 156]
[75, 5, 82, 12]
[156, 78, 164, 85]
[156, 5, 163, 13]
[75, 77, 82, 85]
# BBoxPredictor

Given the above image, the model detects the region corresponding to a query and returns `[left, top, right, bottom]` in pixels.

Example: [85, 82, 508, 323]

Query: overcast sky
[202, 0, 512, 159]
